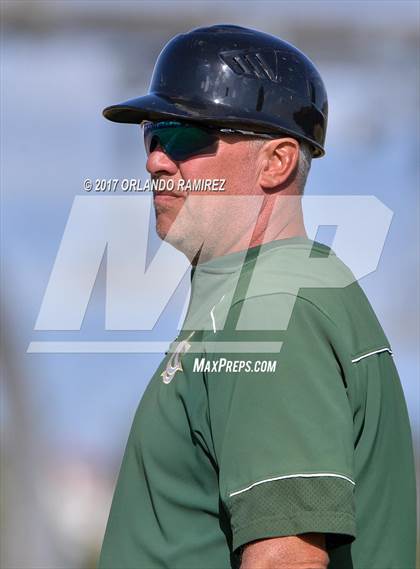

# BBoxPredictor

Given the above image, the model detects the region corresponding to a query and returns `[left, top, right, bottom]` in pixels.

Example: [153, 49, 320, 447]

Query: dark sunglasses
[142, 120, 278, 161]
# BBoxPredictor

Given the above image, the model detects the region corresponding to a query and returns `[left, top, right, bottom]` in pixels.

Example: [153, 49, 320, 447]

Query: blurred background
[1, 1, 419, 567]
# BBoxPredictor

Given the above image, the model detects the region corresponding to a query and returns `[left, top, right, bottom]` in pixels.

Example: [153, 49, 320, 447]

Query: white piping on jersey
[351, 347, 393, 363]
[209, 295, 225, 334]
[229, 472, 355, 498]
[210, 308, 217, 334]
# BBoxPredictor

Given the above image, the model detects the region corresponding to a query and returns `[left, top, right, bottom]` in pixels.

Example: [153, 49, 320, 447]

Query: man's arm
[240, 533, 329, 569]
[206, 296, 356, 559]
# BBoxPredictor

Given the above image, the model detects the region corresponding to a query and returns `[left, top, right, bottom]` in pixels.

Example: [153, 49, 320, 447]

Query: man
[98, 25, 416, 569]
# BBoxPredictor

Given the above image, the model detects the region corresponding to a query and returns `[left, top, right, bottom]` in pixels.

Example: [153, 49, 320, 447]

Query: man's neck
[192, 222, 307, 266]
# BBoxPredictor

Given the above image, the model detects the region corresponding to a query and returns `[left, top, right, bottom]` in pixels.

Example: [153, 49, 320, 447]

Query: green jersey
[98, 237, 416, 569]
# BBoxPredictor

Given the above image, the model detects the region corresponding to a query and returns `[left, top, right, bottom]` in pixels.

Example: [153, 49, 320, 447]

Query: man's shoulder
[235, 238, 355, 302]
[226, 240, 390, 356]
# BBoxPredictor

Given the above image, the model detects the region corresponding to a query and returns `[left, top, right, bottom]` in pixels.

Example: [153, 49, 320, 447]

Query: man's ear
[259, 138, 300, 190]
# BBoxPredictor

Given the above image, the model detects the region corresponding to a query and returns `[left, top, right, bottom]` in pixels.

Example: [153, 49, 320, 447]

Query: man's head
[103, 24, 325, 261]
[145, 123, 312, 262]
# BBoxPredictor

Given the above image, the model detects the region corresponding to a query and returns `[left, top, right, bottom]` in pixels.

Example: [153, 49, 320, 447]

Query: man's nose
[146, 143, 178, 176]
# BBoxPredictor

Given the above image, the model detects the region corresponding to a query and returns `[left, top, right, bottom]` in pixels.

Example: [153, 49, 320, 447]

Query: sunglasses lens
[143, 121, 218, 161]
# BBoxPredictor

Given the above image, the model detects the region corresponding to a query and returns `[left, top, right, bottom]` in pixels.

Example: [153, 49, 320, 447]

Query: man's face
[146, 131, 263, 262]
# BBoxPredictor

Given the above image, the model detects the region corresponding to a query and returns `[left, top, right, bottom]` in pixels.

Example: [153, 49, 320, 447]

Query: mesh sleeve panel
[226, 475, 356, 552]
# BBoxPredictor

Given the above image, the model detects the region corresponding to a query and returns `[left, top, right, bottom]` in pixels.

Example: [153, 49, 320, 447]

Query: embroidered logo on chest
[161, 332, 194, 384]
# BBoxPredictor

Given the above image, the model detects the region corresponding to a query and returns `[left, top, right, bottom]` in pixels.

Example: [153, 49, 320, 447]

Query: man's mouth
[151, 177, 184, 199]
[153, 189, 179, 196]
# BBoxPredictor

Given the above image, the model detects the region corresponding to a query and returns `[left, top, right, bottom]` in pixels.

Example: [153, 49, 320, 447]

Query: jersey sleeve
[202, 293, 356, 553]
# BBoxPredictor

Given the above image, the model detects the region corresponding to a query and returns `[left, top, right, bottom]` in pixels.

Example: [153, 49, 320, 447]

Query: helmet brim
[102, 93, 204, 124]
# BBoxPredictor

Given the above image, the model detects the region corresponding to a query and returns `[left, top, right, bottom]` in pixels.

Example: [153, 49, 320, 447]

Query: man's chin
[155, 222, 183, 249]
[155, 222, 203, 261]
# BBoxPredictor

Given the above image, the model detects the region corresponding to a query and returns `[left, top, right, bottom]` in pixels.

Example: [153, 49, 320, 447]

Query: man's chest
[130, 339, 217, 493]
